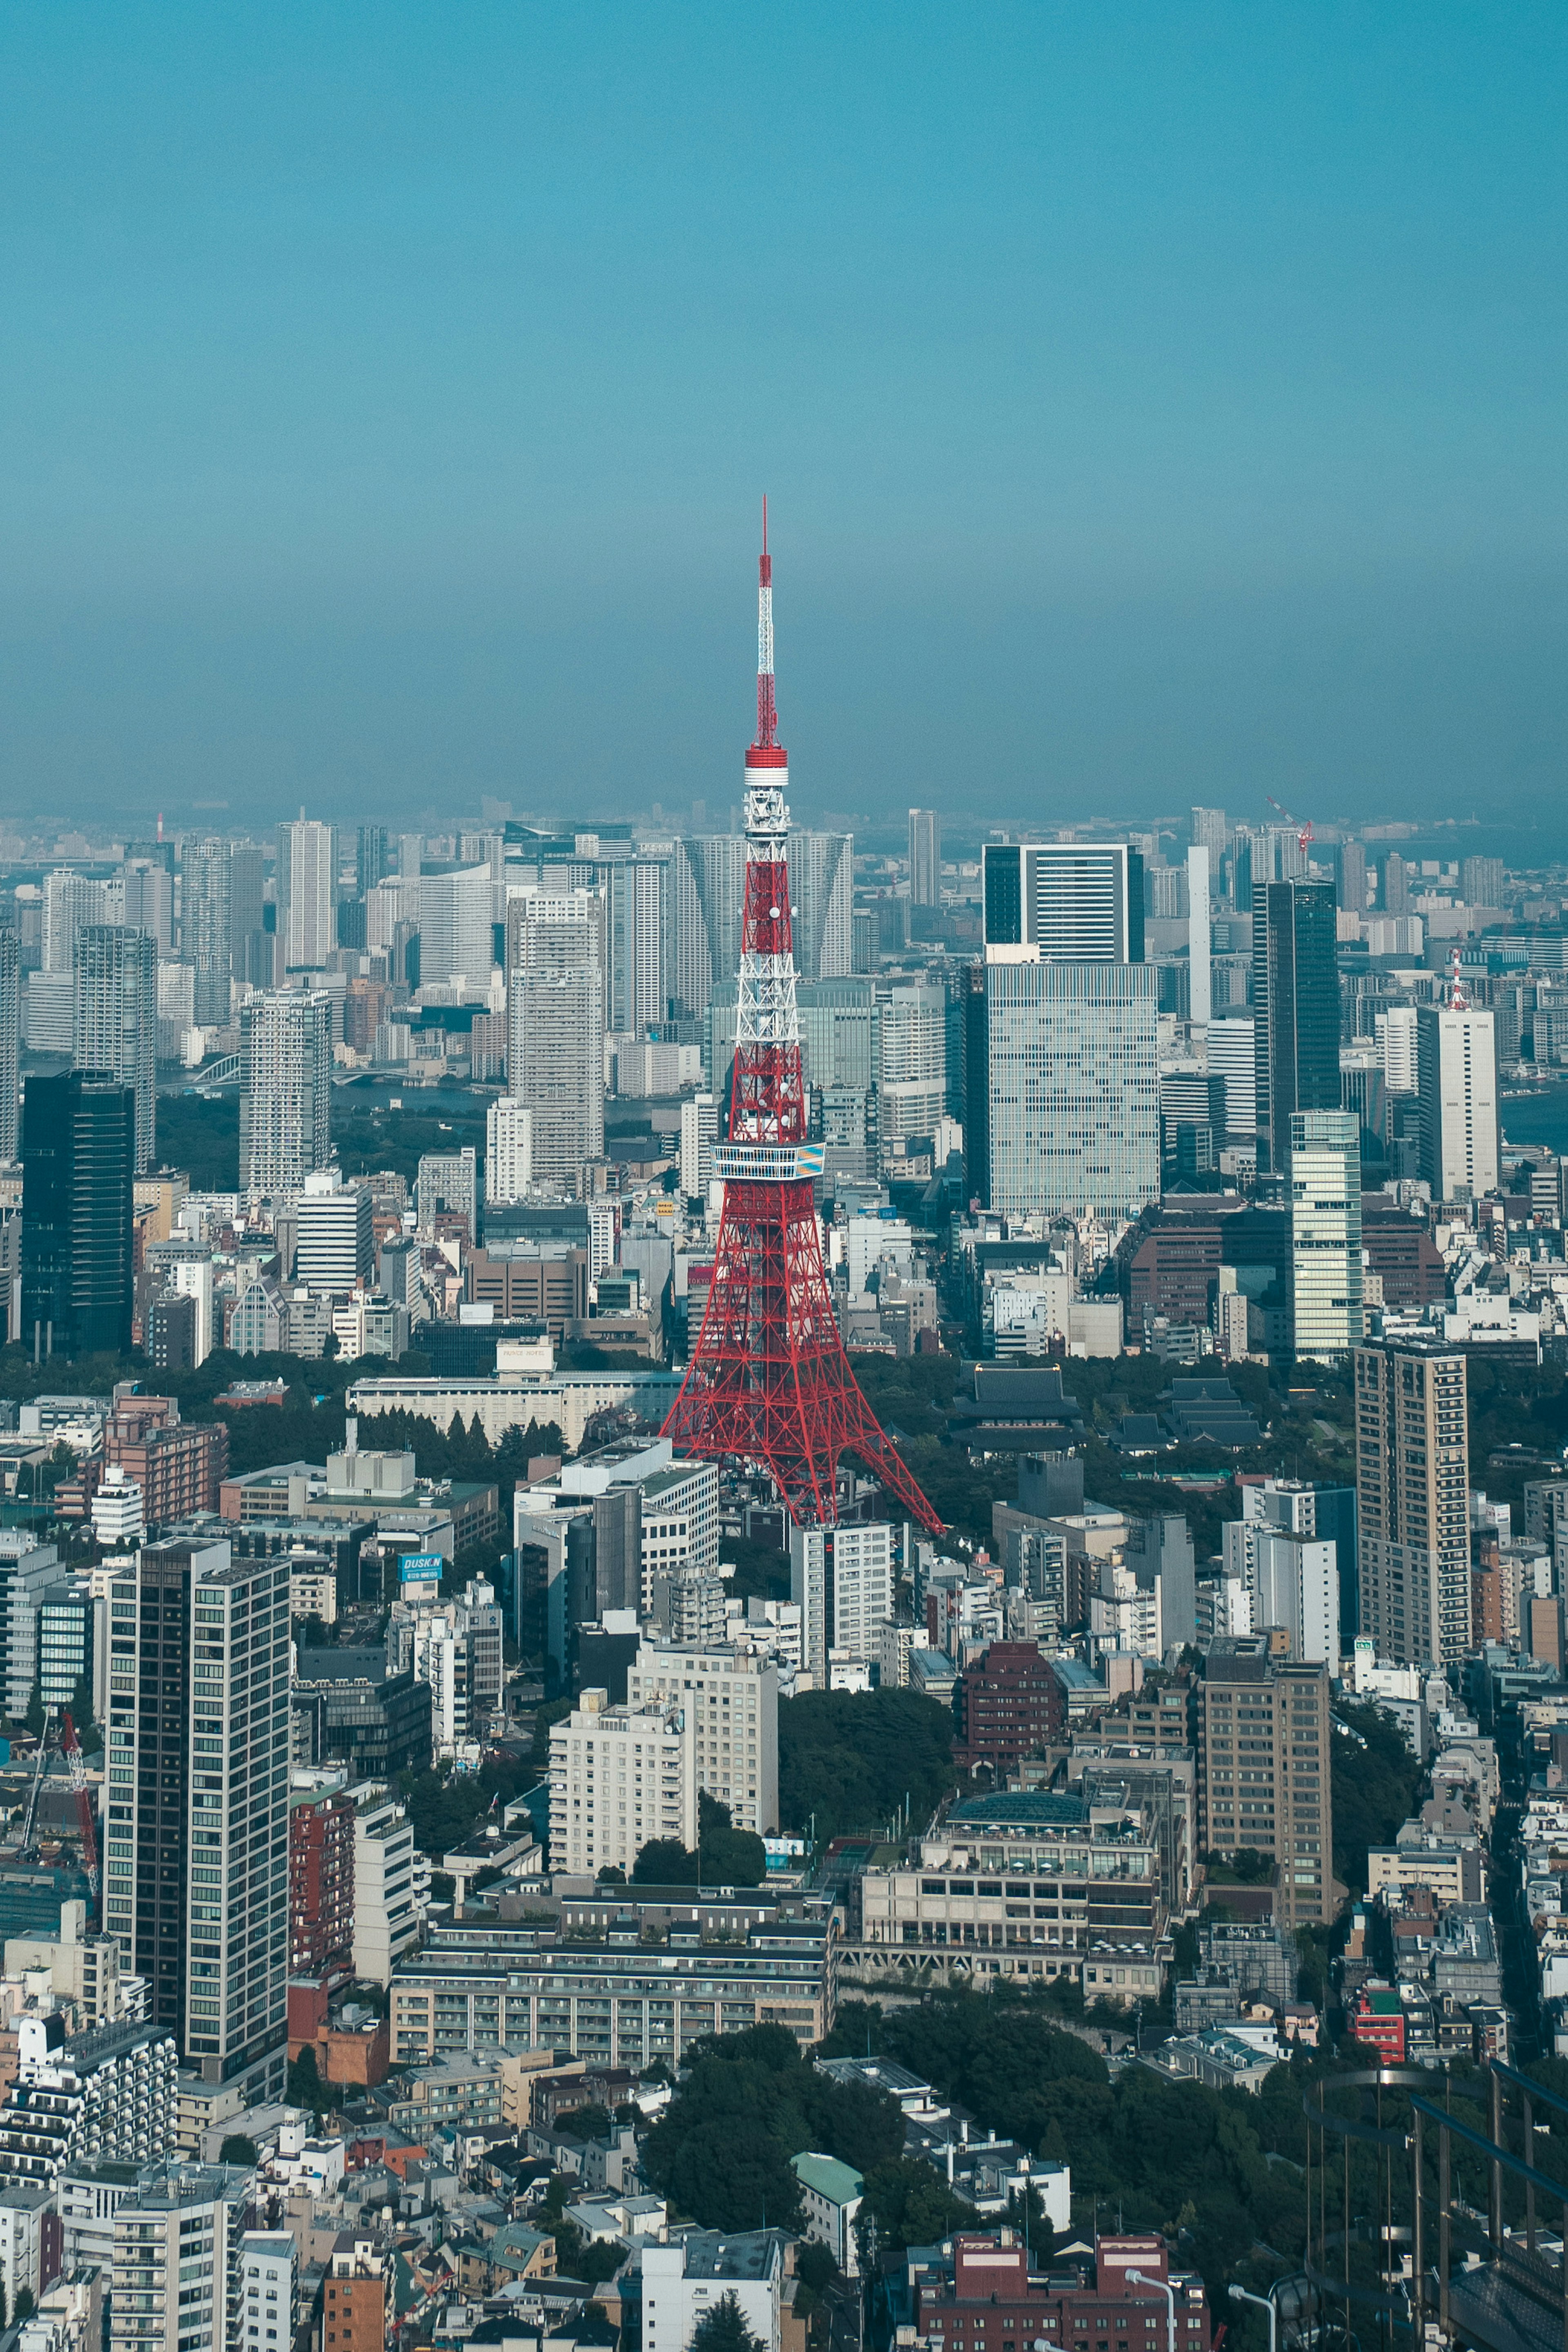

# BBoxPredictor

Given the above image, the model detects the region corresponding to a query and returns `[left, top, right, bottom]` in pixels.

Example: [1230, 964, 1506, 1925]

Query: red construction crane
[1265, 796, 1314, 855]
[60, 1712, 99, 1920]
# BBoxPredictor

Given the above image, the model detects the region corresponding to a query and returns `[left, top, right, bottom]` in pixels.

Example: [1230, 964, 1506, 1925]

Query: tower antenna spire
[755, 497, 777, 751]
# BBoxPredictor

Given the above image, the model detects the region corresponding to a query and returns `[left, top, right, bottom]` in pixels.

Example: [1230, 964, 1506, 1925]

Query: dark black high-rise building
[1252, 880, 1340, 1174]
[20, 1069, 135, 1361]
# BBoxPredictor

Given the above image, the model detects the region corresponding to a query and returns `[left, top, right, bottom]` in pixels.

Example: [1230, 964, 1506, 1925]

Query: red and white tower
[662, 509, 944, 1535]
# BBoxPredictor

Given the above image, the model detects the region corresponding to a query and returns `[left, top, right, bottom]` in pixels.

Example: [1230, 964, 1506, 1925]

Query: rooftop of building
[949, 1793, 1091, 1829]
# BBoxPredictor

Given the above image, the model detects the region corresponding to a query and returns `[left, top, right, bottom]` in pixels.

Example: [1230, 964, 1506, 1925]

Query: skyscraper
[982, 841, 1144, 962]
[1461, 855, 1505, 910]
[416, 866, 494, 991]
[875, 979, 947, 1151]
[182, 838, 233, 1025]
[1206, 1015, 1256, 1139]
[505, 890, 606, 1184]
[276, 819, 337, 973]
[1189, 806, 1227, 861]
[1252, 879, 1339, 1174]
[227, 840, 265, 980]
[42, 871, 107, 973]
[1335, 840, 1368, 918]
[103, 1536, 290, 2099]
[240, 992, 332, 1202]
[20, 1069, 135, 1361]
[1287, 1109, 1363, 1363]
[1417, 999, 1499, 1202]
[603, 853, 670, 1032]
[672, 833, 746, 1020]
[786, 830, 854, 978]
[982, 961, 1159, 1216]
[1354, 1341, 1470, 1666]
[0, 928, 18, 1163]
[73, 925, 156, 1173]
[1187, 844, 1212, 1024]
[909, 809, 940, 906]
[356, 824, 390, 895]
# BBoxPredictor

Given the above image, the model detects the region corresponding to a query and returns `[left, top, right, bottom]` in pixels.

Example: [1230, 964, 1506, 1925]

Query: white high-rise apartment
[110, 2161, 256, 2352]
[1221, 1520, 1339, 1665]
[417, 866, 494, 990]
[42, 871, 108, 973]
[294, 1169, 373, 1294]
[181, 839, 233, 1026]
[486, 1096, 534, 1205]
[1189, 806, 1228, 861]
[1417, 1001, 1499, 1202]
[1355, 1342, 1471, 1666]
[679, 1094, 718, 1198]
[145, 1239, 215, 1364]
[505, 889, 606, 1184]
[604, 853, 670, 1033]
[876, 980, 947, 1149]
[1187, 844, 1212, 1024]
[1288, 1109, 1363, 1363]
[1376, 1004, 1419, 1094]
[353, 1787, 422, 1985]
[626, 1639, 780, 1834]
[277, 818, 337, 972]
[73, 925, 157, 1172]
[787, 831, 854, 978]
[104, 1538, 291, 2102]
[240, 992, 332, 1202]
[548, 1690, 697, 1875]
[397, 831, 423, 879]
[672, 834, 746, 1020]
[122, 862, 174, 954]
[790, 1522, 895, 1678]
[908, 809, 940, 907]
[416, 1147, 478, 1237]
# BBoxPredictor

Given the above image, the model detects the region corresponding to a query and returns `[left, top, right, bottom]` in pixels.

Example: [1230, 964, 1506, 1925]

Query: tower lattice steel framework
[662, 509, 944, 1535]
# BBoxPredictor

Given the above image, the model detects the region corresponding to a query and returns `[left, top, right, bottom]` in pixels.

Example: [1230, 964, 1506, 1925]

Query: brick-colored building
[465, 1245, 590, 1338]
[322, 2237, 386, 2352]
[1349, 1983, 1406, 2064]
[103, 1396, 228, 1526]
[290, 1784, 356, 1977]
[917, 2234, 1210, 2352]
[954, 1643, 1066, 1775]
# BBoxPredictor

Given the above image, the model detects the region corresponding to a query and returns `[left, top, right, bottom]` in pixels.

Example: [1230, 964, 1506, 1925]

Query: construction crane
[60, 1713, 99, 1920]
[16, 1719, 50, 1856]
[1264, 796, 1314, 855]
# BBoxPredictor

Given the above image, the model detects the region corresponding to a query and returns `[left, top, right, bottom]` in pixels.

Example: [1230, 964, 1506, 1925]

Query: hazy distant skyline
[0, 3, 1563, 837]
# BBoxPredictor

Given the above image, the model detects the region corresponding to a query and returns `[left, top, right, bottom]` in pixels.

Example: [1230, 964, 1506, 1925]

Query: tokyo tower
[662, 508, 944, 1536]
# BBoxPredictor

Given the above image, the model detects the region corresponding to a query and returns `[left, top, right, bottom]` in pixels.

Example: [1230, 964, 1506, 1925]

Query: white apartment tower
[110, 2161, 255, 2352]
[548, 1690, 697, 1876]
[240, 991, 332, 1202]
[294, 1169, 374, 1294]
[908, 809, 940, 907]
[1288, 1109, 1363, 1363]
[1417, 1000, 1499, 1203]
[486, 1096, 534, 1205]
[1354, 1343, 1471, 1668]
[276, 819, 337, 972]
[679, 1094, 718, 1199]
[505, 889, 606, 1183]
[790, 1522, 896, 1678]
[626, 1640, 780, 1834]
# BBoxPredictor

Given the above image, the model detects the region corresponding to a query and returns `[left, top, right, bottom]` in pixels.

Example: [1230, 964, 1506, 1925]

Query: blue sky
[0, 2, 1563, 837]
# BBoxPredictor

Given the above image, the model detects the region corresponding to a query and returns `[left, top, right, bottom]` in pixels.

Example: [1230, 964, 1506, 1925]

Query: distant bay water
[1500, 1081, 1568, 1158]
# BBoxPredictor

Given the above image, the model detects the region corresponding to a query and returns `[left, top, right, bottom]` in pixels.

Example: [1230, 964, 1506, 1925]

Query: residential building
[642, 2230, 786, 2352]
[486, 1096, 533, 1206]
[294, 1170, 373, 1294]
[624, 1639, 780, 1836]
[240, 993, 332, 1202]
[953, 1644, 1066, 1775]
[1417, 1000, 1500, 1202]
[418, 865, 494, 989]
[0, 2019, 178, 2189]
[792, 2152, 863, 2275]
[391, 1897, 833, 2062]
[1252, 878, 1339, 1173]
[505, 889, 606, 1183]
[1288, 1109, 1363, 1362]
[416, 1147, 479, 1240]
[145, 1238, 216, 1364]
[0, 2183, 51, 2317]
[20, 1070, 135, 1361]
[277, 818, 337, 972]
[1187, 843, 1212, 1023]
[790, 1522, 895, 1677]
[73, 927, 156, 1174]
[239, 2232, 296, 2352]
[102, 1538, 290, 2103]
[181, 839, 233, 1026]
[289, 1782, 355, 1978]
[4, 1900, 129, 2029]
[1354, 1343, 1471, 1666]
[103, 1398, 228, 1527]
[981, 842, 1143, 962]
[909, 809, 940, 907]
[1196, 1638, 1333, 1927]
[109, 2160, 254, 2352]
[549, 1688, 697, 1875]
[679, 1094, 719, 1200]
[1221, 1519, 1339, 1666]
[352, 1788, 421, 1987]
[981, 961, 1159, 1217]
[320, 2237, 384, 2352]
[914, 2233, 1210, 2352]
